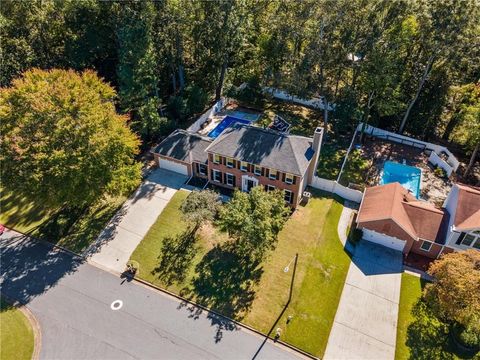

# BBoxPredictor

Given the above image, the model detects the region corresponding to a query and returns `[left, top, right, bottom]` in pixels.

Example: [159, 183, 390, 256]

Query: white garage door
[159, 158, 188, 176]
[362, 229, 406, 252]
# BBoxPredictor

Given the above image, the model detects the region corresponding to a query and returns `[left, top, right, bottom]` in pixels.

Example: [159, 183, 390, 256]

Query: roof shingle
[153, 130, 211, 164]
[205, 124, 314, 176]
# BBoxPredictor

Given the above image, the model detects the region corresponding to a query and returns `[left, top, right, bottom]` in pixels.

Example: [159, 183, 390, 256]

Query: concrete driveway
[324, 241, 402, 360]
[86, 168, 188, 273]
[1, 230, 304, 360]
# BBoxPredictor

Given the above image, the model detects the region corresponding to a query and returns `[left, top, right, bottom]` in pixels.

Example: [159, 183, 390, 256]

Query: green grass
[0, 187, 126, 253]
[0, 299, 34, 360]
[396, 273, 424, 360]
[338, 149, 372, 189]
[131, 189, 351, 357]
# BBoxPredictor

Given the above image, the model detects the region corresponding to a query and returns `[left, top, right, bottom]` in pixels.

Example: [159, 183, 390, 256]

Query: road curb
[131, 276, 318, 360]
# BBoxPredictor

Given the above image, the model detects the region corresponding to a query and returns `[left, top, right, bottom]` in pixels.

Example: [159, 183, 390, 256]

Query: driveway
[0, 230, 304, 360]
[324, 241, 402, 360]
[86, 169, 188, 273]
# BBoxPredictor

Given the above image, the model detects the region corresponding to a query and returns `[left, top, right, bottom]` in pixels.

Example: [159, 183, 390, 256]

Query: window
[266, 185, 276, 192]
[213, 154, 221, 164]
[461, 234, 475, 246]
[461, 231, 480, 248]
[240, 161, 248, 172]
[420, 240, 432, 252]
[285, 173, 294, 184]
[269, 169, 277, 180]
[198, 164, 207, 176]
[254, 165, 262, 176]
[284, 190, 293, 204]
[226, 173, 235, 186]
[213, 169, 222, 182]
[226, 157, 234, 168]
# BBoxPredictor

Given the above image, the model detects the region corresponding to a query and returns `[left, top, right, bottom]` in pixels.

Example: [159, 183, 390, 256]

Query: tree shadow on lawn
[151, 228, 199, 287]
[406, 299, 475, 360]
[178, 241, 264, 343]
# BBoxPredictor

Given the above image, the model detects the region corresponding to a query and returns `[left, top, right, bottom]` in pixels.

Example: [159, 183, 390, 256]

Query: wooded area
[1, 0, 479, 177]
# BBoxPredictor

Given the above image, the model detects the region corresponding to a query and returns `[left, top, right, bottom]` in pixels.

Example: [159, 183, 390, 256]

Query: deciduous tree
[424, 250, 480, 339]
[218, 186, 290, 260]
[0, 69, 142, 209]
[180, 190, 221, 231]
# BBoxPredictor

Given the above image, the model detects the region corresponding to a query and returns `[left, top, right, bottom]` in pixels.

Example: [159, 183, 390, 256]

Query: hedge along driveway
[129, 189, 351, 358]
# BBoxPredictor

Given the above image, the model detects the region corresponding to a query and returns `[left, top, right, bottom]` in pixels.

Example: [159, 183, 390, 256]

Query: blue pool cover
[208, 116, 251, 138]
[380, 161, 421, 198]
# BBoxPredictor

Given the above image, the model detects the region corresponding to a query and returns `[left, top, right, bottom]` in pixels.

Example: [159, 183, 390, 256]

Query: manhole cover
[110, 300, 123, 310]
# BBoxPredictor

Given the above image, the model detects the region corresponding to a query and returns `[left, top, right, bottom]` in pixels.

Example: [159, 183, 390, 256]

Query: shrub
[185, 85, 208, 115]
[434, 166, 447, 178]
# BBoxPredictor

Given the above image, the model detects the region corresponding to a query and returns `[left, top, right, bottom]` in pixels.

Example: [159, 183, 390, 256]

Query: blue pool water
[380, 161, 421, 198]
[208, 116, 252, 138]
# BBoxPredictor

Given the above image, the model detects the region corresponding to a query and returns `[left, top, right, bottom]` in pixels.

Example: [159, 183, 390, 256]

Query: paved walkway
[86, 169, 188, 273]
[324, 208, 402, 360]
[336, 201, 358, 246]
[1, 230, 303, 360]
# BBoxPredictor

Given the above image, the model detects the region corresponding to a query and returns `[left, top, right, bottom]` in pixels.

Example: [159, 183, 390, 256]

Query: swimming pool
[380, 161, 421, 198]
[208, 116, 252, 138]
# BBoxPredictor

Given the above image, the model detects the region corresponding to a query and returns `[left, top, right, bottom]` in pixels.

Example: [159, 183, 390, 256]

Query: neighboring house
[443, 183, 480, 251]
[153, 124, 324, 207]
[356, 182, 480, 259]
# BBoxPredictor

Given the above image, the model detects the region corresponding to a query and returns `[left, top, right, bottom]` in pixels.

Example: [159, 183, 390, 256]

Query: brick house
[356, 182, 480, 259]
[153, 124, 324, 207]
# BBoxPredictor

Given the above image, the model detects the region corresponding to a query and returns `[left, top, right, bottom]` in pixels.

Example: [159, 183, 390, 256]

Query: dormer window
[213, 154, 220, 164]
[240, 161, 248, 172]
[269, 169, 277, 180]
[226, 157, 234, 168]
[254, 165, 262, 176]
[285, 173, 294, 184]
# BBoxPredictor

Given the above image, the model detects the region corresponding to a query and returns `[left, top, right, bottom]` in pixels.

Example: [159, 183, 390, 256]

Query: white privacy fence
[187, 97, 226, 133]
[358, 123, 460, 175]
[428, 152, 454, 177]
[310, 176, 363, 203]
[262, 87, 335, 111]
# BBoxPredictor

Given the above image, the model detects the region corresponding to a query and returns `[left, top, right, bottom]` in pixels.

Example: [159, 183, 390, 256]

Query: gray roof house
[152, 124, 323, 207]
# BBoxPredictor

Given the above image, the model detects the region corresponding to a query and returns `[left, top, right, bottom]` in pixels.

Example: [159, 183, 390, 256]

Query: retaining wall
[263, 87, 335, 111]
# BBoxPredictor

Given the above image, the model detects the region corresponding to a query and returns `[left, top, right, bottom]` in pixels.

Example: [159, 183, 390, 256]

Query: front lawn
[0, 187, 126, 253]
[130, 189, 351, 357]
[396, 273, 424, 360]
[0, 299, 34, 360]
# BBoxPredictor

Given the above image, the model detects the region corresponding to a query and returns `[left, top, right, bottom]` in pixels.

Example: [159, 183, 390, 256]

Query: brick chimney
[307, 127, 323, 184]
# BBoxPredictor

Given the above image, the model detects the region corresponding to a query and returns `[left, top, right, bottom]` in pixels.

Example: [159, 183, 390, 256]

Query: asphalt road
[0, 230, 303, 360]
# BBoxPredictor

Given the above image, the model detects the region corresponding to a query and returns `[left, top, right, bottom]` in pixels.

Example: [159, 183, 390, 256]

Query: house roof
[453, 184, 480, 231]
[205, 124, 315, 176]
[357, 182, 447, 243]
[153, 130, 212, 164]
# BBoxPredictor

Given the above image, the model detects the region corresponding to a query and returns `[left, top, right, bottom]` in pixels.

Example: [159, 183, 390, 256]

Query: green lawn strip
[131, 189, 350, 357]
[268, 198, 349, 357]
[395, 273, 423, 360]
[0, 187, 126, 253]
[129, 190, 196, 293]
[0, 298, 34, 360]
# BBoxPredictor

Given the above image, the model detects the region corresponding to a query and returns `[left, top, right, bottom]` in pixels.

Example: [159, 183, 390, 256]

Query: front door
[242, 175, 259, 192]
